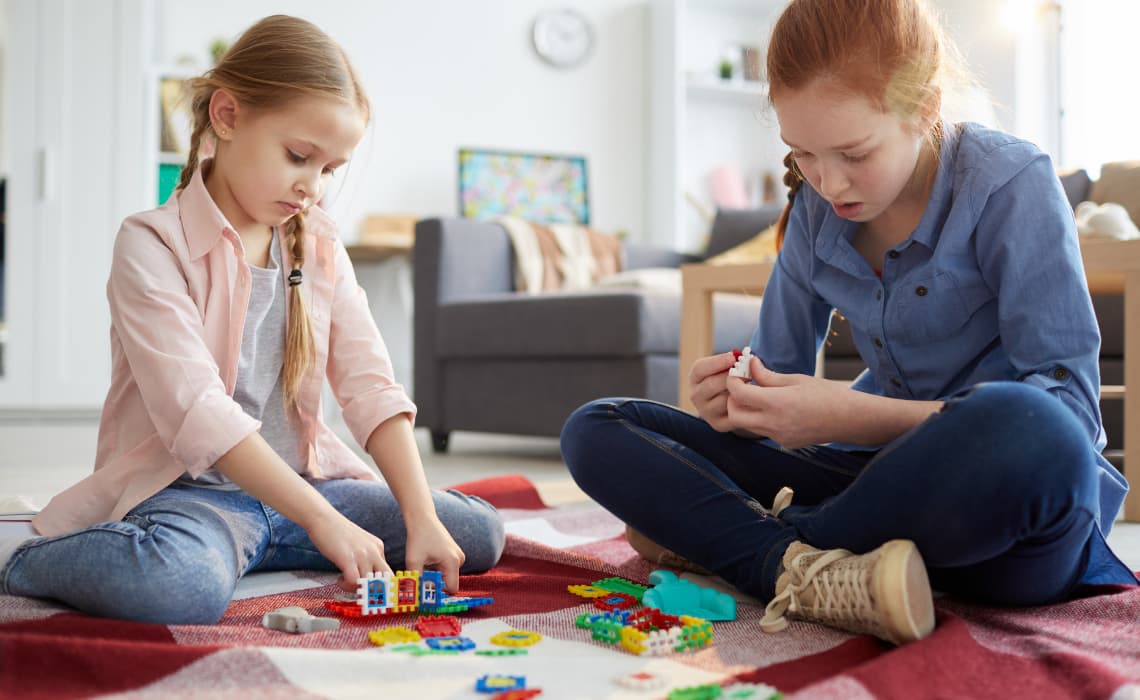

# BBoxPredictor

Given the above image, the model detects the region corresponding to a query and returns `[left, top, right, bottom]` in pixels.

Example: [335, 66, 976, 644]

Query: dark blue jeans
[561, 382, 1102, 605]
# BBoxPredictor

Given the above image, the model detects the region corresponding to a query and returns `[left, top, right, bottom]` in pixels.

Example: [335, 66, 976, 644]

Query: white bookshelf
[648, 0, 787, 253]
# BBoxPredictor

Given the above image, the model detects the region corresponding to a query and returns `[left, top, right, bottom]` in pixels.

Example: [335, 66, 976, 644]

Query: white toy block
[262, 606, 340, 634]
[728, 346, 754, 379]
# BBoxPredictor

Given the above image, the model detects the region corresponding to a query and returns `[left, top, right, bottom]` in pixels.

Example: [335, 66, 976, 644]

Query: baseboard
[0, 408, 101, 423]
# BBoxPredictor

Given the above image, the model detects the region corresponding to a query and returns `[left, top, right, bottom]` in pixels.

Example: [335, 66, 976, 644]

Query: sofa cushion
[1058, 168, 1092, 210]
[1090, 161, 1140, 228]
[436, 289, 760, 359]
[704, 205, 785, 259]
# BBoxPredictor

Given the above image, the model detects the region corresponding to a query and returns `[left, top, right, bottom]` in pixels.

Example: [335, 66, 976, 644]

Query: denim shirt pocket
[892, 271, 992, 345]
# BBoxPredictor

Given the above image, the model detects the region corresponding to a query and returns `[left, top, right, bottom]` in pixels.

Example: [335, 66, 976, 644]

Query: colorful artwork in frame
[458, 148, 590, 224]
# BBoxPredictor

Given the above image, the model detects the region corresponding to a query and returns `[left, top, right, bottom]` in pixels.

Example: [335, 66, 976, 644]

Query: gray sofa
[412, 207, 782, 451]
[414, 186, 1124, 456]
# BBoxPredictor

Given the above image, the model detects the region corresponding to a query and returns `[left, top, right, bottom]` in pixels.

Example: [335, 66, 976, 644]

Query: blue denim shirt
[751, 122, 1131, 584]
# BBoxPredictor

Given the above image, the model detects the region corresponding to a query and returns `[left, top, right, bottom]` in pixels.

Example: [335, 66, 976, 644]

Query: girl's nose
[818, 162, 849, 200]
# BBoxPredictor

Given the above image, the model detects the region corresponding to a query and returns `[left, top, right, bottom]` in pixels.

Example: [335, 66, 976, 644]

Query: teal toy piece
[643, 570, 737, 621]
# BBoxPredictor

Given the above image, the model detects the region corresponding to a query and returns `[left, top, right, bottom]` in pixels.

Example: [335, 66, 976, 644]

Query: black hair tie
[288, 269, 303, 287]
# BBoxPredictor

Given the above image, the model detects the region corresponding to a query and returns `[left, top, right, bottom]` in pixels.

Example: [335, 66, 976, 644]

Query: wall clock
[532, 8, 595, 69]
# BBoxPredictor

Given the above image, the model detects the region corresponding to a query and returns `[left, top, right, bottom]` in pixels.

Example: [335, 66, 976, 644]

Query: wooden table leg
[1124, 271, 1140, 521]
[678, 276, 714, 414]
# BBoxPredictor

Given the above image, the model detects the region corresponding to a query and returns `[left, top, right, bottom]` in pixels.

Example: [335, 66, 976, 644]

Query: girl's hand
[726, 356, 852, 448]
[404, 514, 466, 593]
[305, 511, 393, 592]
[688, 351, 740, 431]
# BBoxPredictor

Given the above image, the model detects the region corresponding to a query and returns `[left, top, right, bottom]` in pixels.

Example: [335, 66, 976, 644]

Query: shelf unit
[648, 0, 787, 252]
[148, 68, 198, 206]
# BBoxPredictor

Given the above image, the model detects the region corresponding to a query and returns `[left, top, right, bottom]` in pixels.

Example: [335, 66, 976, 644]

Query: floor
[2, 417, 1138, 572]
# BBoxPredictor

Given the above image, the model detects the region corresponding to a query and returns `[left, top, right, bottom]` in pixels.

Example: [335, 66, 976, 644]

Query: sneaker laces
[760, 547, 868, 633]
[769, 486, 794, 517]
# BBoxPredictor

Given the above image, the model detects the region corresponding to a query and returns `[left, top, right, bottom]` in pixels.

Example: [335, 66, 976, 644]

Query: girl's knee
[456, 502, 506, 573]
[115, 556, 234, 624]
[951, 382, 1096, 496]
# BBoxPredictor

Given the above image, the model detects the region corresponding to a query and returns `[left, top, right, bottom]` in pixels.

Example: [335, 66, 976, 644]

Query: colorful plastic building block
[615, 671, 668, 691]
[367, 627, 422, 647]
[489, 629, 543, 647]
[323, 600, 366, 618]
[357, 570, 423, 616]
[434, 595, 495, 614]
[593, 592, 640, 611]
[475, 648, 529, 656]
[620, 625, 682, 656]
[490, 690, 542, 700]
[567, 584, 611, 598]
[425, 635, 476, 651]
[677, 616, 715, 651]
[418, 570, 445, 611]
[323, 568, 495, 617]
[643, 570, 737, 621]
[668, 684, 723, 700]
[728, 346, 753, 379]
[415, 615, 463, 638]
[261, 606, 340, 634]
[591, 577, 649, 600]
[476, 675, 527, 693]
[721, 683, 782, 699]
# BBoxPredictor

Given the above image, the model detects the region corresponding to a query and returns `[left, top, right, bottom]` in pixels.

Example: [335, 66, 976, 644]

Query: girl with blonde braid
[562, 0, 1136, 645]
[0, 15, 504, 624]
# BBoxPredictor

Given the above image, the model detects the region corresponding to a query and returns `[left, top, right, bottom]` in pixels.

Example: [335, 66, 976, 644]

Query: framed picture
[458, 148, 589, 224]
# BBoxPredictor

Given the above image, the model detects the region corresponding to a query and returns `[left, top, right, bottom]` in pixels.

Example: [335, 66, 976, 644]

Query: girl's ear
[208, 89, 240, 141]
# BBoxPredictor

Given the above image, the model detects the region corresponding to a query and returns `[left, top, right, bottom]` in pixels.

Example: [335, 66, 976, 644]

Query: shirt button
[1053, 367, 1069, 380]
[891, 377, 902, 388]
[873, 337, 883, 348]
[875, 289, 882, 301]
[915, 285, 928, 296]
[888, 250, 900, 259]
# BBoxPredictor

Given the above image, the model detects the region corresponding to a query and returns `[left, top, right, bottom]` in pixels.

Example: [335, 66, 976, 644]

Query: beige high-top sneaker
[759, 538, 935, 645]
[624, 525, 712, 574]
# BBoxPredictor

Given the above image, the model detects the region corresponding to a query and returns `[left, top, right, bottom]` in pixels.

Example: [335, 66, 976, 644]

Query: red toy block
[592, 592, 640, 611]
[323, 600, 367, 618]
[415, 614, 463, 638]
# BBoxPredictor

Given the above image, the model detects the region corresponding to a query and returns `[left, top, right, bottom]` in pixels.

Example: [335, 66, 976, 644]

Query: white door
[0, 0, 149, 411]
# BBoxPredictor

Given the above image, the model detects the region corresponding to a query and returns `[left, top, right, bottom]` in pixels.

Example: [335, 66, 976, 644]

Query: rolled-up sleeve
[108, 221, 259, 475]
[325, 240, 417, 449]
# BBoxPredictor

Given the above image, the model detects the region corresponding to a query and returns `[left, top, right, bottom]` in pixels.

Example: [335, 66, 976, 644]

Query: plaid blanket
[2, 474, 1138, 699]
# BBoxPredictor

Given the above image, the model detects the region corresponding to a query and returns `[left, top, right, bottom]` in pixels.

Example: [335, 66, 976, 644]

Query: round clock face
[532, 8, 595, 69]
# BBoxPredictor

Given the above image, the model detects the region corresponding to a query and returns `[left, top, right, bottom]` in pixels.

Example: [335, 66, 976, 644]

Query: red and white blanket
[2, 474, 1138, 699]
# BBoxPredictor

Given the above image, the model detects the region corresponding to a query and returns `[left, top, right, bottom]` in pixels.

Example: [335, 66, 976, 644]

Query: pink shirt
[34, 165, 416, 536]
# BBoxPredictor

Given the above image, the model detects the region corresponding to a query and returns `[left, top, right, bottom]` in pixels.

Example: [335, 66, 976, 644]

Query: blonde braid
[282, 212, 316, 408]
[176, 82, 214, 191]
[774, 151, 805, 251]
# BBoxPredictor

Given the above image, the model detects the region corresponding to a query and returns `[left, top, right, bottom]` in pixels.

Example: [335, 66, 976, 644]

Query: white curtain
[1059, 1, 1140, 174]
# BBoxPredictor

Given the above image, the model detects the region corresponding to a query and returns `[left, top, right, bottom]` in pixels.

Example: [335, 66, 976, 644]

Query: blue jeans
[561, 382, 1112, 605]
[1, 479, 505, 624]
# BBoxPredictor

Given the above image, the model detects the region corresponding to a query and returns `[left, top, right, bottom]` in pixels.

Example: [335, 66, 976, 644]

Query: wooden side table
[678, 238, 1140, 522]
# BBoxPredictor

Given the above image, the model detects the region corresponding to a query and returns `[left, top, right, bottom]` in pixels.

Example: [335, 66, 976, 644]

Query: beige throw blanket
[498, 216, 623, 294]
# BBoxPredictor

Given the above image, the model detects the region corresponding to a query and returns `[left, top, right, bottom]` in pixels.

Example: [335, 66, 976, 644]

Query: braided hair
[175, 15, 369, 407]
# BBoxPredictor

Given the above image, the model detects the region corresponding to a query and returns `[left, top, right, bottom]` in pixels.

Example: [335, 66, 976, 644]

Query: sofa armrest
[414, 217, 515, 421]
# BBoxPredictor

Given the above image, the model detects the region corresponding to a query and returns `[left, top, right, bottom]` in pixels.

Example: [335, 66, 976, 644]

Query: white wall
[156, 0, 649, 243]
[0, 0, 8, 177]
[936, 0, 1017, 132]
